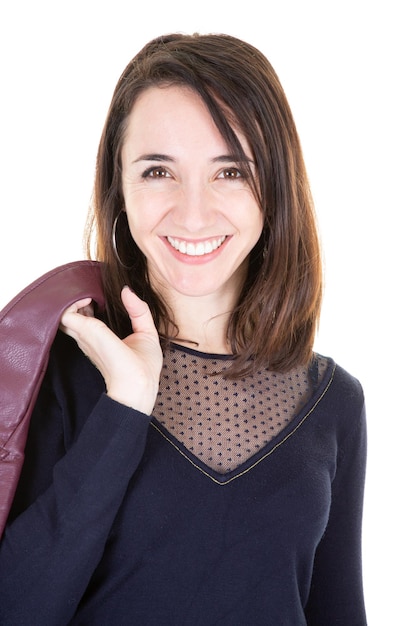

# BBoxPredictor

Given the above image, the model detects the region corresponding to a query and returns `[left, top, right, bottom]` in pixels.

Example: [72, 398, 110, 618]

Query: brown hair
[85, 33, 322, 377]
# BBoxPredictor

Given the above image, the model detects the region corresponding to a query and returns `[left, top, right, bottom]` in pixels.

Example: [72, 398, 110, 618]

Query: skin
[61, 85, 263, 413]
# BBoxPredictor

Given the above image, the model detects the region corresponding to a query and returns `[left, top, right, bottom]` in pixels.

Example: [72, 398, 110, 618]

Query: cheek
[124, 185, 172, 218]
[245, 210, 264, 255]
[123, 208, 146, 250]
[254, 208, 264, 232]
[243, 202, 264, 239]
[124, 194, 162, 236]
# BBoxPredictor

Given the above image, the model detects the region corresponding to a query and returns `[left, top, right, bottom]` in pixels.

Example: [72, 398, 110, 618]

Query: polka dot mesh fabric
[154, 345, 328, 474]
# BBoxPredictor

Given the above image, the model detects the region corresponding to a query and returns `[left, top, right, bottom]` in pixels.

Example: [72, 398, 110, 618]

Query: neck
[167, 293, 234, 354]
[151, 263, 248, 355]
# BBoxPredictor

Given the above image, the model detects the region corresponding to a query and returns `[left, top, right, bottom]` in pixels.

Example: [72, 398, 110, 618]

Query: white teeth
[167, 236, 226, 256]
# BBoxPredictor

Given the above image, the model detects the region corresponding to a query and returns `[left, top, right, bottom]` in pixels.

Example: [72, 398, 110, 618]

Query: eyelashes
[141, 166, 171, 180]
[217, 167, 245, 180]
[140, 165, 248, 181]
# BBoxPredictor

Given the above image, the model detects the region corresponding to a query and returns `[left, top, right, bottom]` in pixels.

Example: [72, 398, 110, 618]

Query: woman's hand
[60, 287, 162, 414]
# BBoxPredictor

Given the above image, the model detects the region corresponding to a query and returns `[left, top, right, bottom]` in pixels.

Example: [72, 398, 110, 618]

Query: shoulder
[52, 329, 105, 383]
[326, 358, 364, 407]
[315, 355, 366, 444]
[44, 330, 106, 421]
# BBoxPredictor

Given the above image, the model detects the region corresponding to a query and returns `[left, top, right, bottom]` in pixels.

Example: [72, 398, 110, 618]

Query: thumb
[121, 286, 157, 335]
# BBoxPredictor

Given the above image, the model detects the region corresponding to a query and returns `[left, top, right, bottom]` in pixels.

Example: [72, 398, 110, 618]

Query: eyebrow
[132, 153, 254, 165]
[132, 153, 174, 164]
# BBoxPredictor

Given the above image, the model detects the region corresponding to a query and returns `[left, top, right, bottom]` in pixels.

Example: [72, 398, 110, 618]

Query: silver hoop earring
[112, 211, 135, 269]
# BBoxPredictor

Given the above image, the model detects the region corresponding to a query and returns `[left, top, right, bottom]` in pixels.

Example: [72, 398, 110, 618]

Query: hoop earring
[112, 211, 135, 269]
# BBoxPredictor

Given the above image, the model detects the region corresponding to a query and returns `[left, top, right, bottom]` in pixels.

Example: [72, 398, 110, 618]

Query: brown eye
[142, 166, 170, 179]
[218, 167, 244, 180]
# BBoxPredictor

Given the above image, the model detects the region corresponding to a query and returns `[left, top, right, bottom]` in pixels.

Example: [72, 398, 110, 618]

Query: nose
[172, 180, 216, 233]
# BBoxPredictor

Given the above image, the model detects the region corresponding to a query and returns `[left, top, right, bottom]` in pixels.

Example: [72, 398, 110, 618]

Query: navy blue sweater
[0, 332, 367, 625]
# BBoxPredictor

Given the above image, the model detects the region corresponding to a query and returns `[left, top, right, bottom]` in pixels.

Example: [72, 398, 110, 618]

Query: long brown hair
[85, 33, 322, 377]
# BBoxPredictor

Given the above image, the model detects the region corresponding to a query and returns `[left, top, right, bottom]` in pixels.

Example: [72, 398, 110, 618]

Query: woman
[0, 33, 367, 624]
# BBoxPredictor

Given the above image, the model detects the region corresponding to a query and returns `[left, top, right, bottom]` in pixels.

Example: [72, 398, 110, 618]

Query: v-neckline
[151, 355, 336, 485]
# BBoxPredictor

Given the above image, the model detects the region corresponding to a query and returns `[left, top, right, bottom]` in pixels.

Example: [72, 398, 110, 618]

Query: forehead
[122, 85, 252, 157]
[127, 85, 216, 130]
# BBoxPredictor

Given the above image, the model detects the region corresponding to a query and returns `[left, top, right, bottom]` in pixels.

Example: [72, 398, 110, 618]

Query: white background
[1, 1, 415, 623]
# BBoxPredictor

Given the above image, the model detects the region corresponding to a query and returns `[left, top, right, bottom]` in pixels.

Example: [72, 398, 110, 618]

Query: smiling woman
[120, 85, 263, 343]
[90, 34, 322, 376]
[0, 33, 367, 625]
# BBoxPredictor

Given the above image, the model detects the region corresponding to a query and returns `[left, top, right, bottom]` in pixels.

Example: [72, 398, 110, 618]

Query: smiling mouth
[166, 235, 227, 256]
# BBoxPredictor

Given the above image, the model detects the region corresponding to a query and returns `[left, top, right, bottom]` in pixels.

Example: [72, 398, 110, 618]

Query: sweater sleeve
[0, 390, 151, 625]
[305, 402, 367, 625]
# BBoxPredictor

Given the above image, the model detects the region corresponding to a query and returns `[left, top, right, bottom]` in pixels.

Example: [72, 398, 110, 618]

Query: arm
[0, 394, 151, 625]
[0, 288, 162, 624]
[305, 404, 367, 625]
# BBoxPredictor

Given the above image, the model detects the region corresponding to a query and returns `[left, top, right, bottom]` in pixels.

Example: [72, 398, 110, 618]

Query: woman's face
[121, 85, 263, 304]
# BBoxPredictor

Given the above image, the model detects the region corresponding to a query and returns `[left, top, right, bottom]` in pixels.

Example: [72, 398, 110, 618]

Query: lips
[166, 235, 227, 256]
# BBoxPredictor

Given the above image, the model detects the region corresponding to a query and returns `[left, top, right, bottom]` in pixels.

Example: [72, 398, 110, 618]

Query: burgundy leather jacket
[0, 261, 104, 536]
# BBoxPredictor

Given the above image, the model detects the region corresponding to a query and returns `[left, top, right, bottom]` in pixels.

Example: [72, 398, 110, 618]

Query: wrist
[106, 383, 158, 415]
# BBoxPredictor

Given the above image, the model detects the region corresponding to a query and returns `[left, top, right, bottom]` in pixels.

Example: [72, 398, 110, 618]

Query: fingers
[60, 298, 116, 375]
[60, 298, 95, 337]
[121, 287, 158, 336]
[60, 289, 157, 341]
[58, 289, 162, 412]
